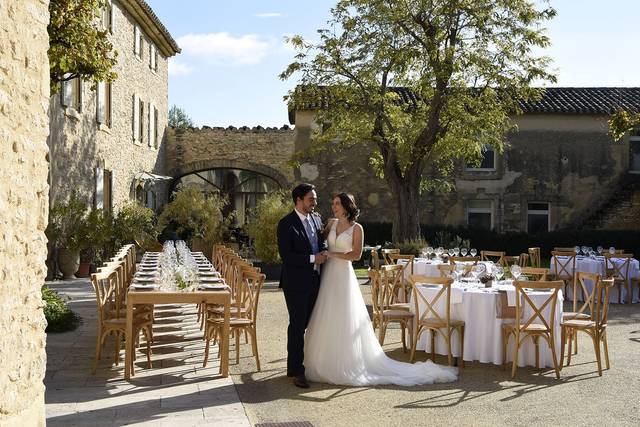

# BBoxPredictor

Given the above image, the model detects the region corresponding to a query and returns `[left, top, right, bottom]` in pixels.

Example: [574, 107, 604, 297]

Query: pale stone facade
[166, 126, 295, 186]
[291, 106, 636, 232]
[48, 0, 179, 211]
[0, 0, 50, 425]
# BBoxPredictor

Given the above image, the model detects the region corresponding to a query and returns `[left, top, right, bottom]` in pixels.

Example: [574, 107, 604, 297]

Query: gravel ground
[229, 282, 640, 427]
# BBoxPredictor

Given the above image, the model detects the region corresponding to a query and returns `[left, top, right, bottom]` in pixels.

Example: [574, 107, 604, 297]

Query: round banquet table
[409, 281, 563, 368]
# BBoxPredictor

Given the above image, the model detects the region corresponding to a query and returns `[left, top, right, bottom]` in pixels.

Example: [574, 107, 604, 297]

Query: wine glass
[461, 248, 468, 257]
[426, 246, 434, 260]
[436, 247, 444, 260]
[510, 264, 522, 281]
[454, 247, 460, 256]
[581, 246, 589, 256]
[609, 246, 616, 255]
[448, 248, 455, 257]
[597, 246, 603, 255]
[494, 265, 504, 282]
[574, 245, 581, 255]
[470, 248, 477, 257]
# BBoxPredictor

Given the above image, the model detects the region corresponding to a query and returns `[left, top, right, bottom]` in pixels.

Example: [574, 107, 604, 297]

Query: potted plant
[156, 187, 229, 260]
[246, 191, 290, 279]
[112, 203, 156, 259]
[76, 208, 112, 277]
[46, 193, 89, 279]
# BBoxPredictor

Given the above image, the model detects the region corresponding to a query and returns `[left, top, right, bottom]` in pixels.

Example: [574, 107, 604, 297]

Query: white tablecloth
[409, 281, 563, 368]
[550, 256, 639, 303]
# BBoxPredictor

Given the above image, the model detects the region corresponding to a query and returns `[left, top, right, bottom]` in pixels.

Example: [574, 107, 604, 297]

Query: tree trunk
[388, 172, 421, 243]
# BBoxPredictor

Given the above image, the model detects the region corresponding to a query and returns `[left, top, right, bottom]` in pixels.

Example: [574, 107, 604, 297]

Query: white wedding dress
[304, 221, 458, 386]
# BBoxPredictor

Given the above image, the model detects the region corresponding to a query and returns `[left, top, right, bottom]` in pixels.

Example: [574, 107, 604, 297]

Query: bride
[304, 192, 457, 386]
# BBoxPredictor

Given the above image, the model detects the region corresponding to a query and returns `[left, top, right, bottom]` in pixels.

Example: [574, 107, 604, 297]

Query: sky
[145, 0, 640, 128]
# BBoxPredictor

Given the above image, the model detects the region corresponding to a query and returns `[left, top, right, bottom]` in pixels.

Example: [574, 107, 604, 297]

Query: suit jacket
[277, 210, 327, 292]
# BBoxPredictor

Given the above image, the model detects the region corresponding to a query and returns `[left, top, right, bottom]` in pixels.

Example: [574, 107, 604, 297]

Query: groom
[277, 183, 327, 388]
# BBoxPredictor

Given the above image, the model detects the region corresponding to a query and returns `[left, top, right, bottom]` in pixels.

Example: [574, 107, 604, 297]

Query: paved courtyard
[44, 279, 250, 426]
[44, 279, 640, 426]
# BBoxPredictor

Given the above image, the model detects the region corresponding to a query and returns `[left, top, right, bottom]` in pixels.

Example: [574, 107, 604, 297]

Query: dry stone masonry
[0, 0, 50, 425]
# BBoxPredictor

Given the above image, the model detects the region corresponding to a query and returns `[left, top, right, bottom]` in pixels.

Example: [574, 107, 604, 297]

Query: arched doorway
[172, 168, 281, 224]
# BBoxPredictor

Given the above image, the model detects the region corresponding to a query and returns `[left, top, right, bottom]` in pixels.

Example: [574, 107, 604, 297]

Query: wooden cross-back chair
[91, 270, 152, 374]
[604, 253, 634, 304]
[381, 248, 400, 265]
[520, 267, 549, 282]
[550, 251, 576, 298]
[502, 280, 563, 379]
[387, 254, 415, 302]
[528, 247, 541, 268]
[370, 249, 381, 270]
[204, 269, 265, 371]
[561, 278, 614, 376]
[449, 256, 480, 265]
[408, 275, 465, 367]
[368, 267, 414, 352]
[480, 250, 506, 266]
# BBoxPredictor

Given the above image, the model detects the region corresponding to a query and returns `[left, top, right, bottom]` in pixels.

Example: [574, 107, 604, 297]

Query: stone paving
[44, 278, 251, 426]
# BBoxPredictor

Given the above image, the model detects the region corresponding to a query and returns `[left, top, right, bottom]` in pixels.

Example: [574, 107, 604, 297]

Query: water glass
[470, 248, 477, 257]
[597, 246, 603, 255]
[494, 265, 504, 281]
[461, 248, 468, 257]
[609, 246, 616, 255]
[454, 247, 460, 256]
[510, 264, 522, 281]
[574, 245, 581, 255]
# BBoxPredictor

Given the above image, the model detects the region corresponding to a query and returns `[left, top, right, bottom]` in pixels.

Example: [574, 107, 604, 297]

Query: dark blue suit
[277, 210, 327, 376]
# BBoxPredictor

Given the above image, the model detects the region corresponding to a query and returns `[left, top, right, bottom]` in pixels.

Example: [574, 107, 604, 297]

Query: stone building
[290, 88, 640, 232]
[166, 126, 295, 224]
[48, 0, 180, 212]
[0, 1, 51, 425]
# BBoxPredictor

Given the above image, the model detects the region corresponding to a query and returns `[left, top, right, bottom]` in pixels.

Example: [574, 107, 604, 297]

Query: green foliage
[78, 208, 113, 262]
[48, 0, 117, 93]
[281, 0, 557, 240]
[157, 187, 229, 246]
[46, 193, 90, 252]
[433, 231, 471, 250]
[168, 105, 196, 128]
[608, 109, 640, 142]
[384, 237, 428, 256]
[246, 191, 291, 264]
[113, 203, 156, 247]
[42, 285, 81, 333]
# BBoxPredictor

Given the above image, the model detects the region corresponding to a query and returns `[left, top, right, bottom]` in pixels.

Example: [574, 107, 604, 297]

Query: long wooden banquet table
[124, 251, 231, 380]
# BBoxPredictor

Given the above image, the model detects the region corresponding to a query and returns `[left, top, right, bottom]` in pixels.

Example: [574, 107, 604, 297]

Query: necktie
[304, 217, 320, 255]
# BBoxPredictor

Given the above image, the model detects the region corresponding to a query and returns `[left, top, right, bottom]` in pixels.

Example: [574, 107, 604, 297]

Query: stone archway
[172, 158, 290, 189]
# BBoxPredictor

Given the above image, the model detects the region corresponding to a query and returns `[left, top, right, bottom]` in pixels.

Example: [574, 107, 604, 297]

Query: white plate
[131, 283, 159, 290]
[198, 284, 228, 291]
[200, 277, 225, 283]
[199, 271, 220, 277]
[133, 277, 156, 283]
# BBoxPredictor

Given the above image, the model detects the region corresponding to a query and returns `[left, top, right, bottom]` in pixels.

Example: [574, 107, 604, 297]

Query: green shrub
[384, 237, 429, 256]
[42, 285, 81, 333]
[157, 187, 230, 246]
[46, 192, 90, 252]
[246, 191, 290, 264]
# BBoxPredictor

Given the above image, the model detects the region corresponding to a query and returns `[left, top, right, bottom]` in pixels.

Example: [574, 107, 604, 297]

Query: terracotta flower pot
[58, 248, 80, 279]
[76, 262, 91, 278]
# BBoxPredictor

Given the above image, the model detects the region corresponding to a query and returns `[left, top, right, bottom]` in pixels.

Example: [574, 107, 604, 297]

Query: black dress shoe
[292, 374, 310, 388]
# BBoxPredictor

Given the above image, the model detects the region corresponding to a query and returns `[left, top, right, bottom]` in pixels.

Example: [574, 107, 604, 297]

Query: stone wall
[166, 126, 296, 186]
[0, 0, 50, 425]
[292, 111, 631, 232]
[48, 0, 171, 210]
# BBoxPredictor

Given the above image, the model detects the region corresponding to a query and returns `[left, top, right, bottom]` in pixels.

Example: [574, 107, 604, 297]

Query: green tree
[609, 109, 640, 142]
[281, 0, 556, 242]
[169, 105, 196, 128]
[48, 0, 117, 93]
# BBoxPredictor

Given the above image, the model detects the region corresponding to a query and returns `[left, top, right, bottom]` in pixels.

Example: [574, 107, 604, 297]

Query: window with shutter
[95, 167, 104, 209]
[133, 94, 139, 141]
[154, 106, 159, 148]
[105, 82, 112, 127]
[109, 1, 115, 33]
[61, 76, 72, 107]
[134, 25, 141, 57]
[148, 102, 153, 147]
[139, 99, 144, 143]
[97, 81, 105, 124]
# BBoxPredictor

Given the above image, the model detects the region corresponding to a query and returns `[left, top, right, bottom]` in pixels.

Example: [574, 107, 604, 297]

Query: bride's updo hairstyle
[335, 192, 360, 222]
